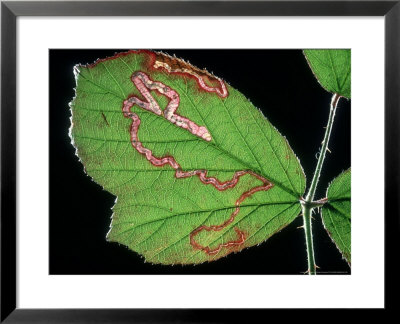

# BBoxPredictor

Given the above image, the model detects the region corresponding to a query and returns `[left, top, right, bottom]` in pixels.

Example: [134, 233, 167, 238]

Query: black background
[50, 49, 350, 275]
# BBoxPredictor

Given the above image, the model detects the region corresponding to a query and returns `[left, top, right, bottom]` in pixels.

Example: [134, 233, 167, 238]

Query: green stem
[301, 202, 316, 274]
[306, 94, 341, 202]
[302, 93, 341, 275]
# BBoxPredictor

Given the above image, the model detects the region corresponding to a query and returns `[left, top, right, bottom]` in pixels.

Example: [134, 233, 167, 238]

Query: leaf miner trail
[122, 70, 274, 256]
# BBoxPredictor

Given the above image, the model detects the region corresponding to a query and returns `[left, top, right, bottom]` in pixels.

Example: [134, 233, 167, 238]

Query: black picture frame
[1, 0, 399, 322]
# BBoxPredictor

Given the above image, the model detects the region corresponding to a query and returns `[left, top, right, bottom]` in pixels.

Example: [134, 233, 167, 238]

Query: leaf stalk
[302, 93, 341, 275]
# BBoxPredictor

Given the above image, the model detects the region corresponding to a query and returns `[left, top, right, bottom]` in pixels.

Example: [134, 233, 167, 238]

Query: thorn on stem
[304, 265, 318, 274]
[297, 225, 304, 229]
[326, 147, 332, 153]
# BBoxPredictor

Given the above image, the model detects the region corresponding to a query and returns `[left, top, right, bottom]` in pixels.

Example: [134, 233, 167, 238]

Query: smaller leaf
[321, 168, 351, 265]
[304, 49, 351, 99]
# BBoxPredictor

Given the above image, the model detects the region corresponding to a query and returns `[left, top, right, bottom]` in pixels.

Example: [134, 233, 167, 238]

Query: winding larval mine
[122, 54, 274, 256]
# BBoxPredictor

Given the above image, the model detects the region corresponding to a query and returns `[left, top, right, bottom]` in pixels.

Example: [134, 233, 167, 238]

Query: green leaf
[321, 168, 351, 265]
[304, 49, 351, 99]
[69, 50, 306, 265]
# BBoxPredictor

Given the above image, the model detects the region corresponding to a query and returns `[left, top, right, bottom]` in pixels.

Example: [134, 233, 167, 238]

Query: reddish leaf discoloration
[122, 69, 274, 256]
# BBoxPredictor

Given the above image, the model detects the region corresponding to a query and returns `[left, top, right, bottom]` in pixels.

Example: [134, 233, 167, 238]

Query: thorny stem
[301, 201, 316, 274]
[302, 93, 341, 275]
